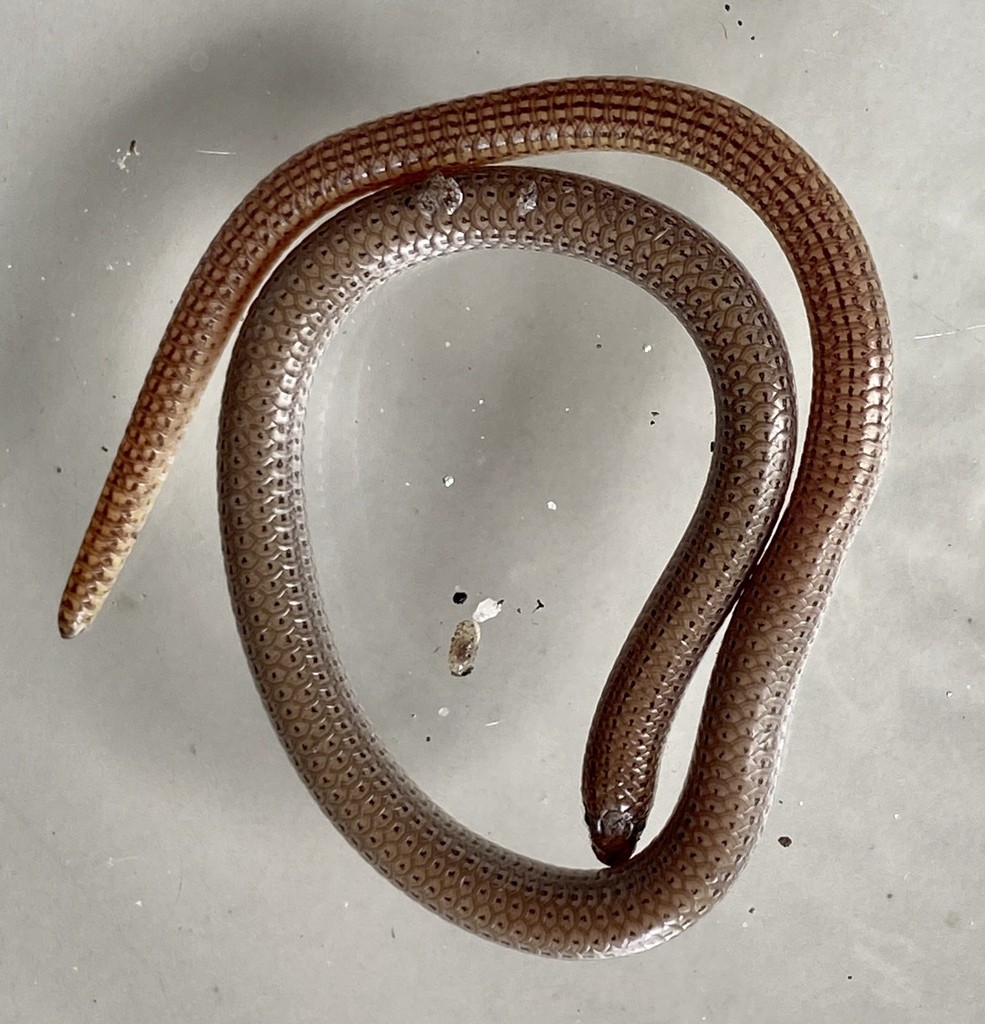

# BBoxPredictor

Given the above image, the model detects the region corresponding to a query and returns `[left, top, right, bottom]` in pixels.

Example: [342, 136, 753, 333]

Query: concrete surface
[2, 0, 982, 1020]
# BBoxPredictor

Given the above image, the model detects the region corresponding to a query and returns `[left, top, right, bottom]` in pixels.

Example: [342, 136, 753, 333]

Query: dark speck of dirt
[453, 591, 467, 605]
[535, 599, 545, 611]
[778, 835, 793, 848]
[101, 445, 109, 452]
[56, 466, 62, 474]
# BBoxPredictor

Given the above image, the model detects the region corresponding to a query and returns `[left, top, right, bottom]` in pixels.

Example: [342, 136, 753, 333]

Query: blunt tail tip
[58, 592, 92, 639]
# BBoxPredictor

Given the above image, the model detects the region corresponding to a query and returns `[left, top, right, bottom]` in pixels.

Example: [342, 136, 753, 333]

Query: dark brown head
[588, 808, 647, 866]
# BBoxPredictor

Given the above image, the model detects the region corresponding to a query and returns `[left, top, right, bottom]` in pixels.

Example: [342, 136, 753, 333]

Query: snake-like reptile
[58, 78, 892, 958]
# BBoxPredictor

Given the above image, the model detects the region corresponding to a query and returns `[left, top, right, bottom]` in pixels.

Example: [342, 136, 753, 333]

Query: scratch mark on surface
[196, 149, 237, 156]
[106, 855, 139, 867]
[914, 322, 985, 340]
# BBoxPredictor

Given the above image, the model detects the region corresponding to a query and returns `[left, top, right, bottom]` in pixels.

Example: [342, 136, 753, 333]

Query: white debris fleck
[643, 343, 653, 353]
[516, 180, 538, 214]
[443, 475, 454, 488]
[415, 173, 464, 216]
[546, 500, 557, 511]
[438, 706, 450, 718]
[114, 140, 140, 172]
[472, 598, 504, 624]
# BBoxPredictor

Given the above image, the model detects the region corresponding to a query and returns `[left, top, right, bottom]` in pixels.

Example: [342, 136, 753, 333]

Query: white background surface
[2, 1, 982, 1020]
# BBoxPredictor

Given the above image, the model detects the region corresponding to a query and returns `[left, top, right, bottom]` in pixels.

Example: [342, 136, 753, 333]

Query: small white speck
[195, 149, 236, 156]
[443, 475, 454, 488]
[379, 407, 385, 414]
[40, 275, 46, 282]
[438, 706, 450, 717]
[945, 690, 953, 698]
[484, 720, 500, 727]
[105, 264, 114, 271]
[134, 900, 143, 907]
[444, 341, 451, 348]
[546, 500, 557, 511]
[564, 407, 570, 413]
[893, 812, 900, 821]
[464, 305, 471, 312]
[643, 344, 652, 353]
[478, 398, 484, 405]
[404, 481, 411, 487]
